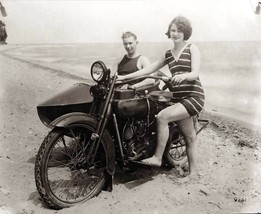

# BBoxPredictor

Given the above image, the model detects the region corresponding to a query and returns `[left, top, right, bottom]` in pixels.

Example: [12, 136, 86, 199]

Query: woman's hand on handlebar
[171, 74, 186, 84]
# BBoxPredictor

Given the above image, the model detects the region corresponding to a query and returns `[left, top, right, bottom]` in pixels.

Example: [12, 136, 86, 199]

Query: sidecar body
[37, 83, 93, 127]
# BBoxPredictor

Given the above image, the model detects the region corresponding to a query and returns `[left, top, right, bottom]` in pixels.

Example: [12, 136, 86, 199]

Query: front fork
[87, 75, 118, 191]
[90, 75, 118, 164]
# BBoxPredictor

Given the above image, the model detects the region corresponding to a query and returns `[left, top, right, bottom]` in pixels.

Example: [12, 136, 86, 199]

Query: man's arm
[132, 56, 155, 88]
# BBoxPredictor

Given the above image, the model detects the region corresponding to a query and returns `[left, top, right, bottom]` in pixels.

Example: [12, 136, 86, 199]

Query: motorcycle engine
[123, 118, 156, 160]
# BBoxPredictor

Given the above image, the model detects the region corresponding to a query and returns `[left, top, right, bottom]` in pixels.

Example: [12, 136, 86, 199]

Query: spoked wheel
[164, 126, 188, 167]
[35, 124, 107, 209]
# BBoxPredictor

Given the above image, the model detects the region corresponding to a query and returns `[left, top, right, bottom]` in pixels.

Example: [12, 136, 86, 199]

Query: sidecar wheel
[35, 125, 109, 209]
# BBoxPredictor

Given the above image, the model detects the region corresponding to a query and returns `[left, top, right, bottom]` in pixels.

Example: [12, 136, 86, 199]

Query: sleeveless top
[118, 55, 140, 75]
[165, 44, 205, 99]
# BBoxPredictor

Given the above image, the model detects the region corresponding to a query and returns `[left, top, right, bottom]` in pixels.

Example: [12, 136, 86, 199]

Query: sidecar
[37, 83, 93, 128]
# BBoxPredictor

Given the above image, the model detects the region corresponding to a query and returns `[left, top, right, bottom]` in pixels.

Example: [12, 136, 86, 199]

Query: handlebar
[115, 75, 171, 85]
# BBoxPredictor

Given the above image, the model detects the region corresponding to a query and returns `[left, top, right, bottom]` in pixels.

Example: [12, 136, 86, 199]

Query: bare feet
[172, 156, 188, 167]
[174, 165, 185, 177]
[140, 156, 162, 167]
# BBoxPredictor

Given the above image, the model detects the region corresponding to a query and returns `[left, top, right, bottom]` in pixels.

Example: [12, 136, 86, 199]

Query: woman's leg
[177, 117, 197, 176]
[141, 103, 190, 166]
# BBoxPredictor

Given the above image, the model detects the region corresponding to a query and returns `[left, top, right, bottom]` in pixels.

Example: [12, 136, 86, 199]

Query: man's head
[121, 31, 138, 56]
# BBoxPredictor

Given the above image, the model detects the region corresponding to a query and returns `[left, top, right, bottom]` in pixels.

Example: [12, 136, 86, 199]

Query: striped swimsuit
[165, 44, 205, 116]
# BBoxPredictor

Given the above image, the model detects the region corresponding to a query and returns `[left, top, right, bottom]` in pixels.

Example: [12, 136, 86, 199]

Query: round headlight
[91, 61, 107, 82]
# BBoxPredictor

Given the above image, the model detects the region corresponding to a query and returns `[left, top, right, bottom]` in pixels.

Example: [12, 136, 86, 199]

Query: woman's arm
[118, 56, 166, 81]
[172, 44, 201, 83]
[188, 44, 201, 79]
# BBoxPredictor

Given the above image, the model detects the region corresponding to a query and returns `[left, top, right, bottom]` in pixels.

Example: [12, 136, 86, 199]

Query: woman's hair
[121, 31, 137, 40]
[165, 16, 192, 41]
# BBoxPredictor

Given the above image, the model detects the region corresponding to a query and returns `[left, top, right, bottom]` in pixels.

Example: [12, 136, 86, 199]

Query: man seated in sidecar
[112, 31, 159, 92]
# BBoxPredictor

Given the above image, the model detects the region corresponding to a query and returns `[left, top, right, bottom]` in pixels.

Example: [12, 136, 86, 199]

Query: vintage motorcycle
[35, 61, 208, 209]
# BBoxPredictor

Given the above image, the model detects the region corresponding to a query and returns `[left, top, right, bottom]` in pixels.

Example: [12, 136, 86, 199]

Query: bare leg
[141, 103, 190, 166]
[177, 117, 198, 178]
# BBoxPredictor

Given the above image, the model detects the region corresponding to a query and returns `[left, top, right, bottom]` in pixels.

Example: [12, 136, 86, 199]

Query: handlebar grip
[161, 76, 171, 82]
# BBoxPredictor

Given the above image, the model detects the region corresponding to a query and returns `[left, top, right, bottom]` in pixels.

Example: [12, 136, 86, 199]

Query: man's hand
[127, 85, 136, 90]
[120, 84, 136, 90]
[120, 84, 128, 89]
[117, 75, 125, 81]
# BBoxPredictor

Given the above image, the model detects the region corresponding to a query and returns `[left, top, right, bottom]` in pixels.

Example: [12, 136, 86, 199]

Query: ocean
[3, 41, 261, 126]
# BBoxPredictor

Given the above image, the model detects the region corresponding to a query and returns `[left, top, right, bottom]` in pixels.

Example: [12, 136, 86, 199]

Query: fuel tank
[37, 83, 93, 127]
[113, 93, 169, 119]
[113, 97, 148, 119]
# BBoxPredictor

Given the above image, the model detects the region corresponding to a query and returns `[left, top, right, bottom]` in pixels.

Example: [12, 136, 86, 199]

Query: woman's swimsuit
[165, 44, 205, 116]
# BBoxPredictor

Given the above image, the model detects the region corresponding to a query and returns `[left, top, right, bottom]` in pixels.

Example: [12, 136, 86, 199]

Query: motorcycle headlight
[91, 61, 107, 83]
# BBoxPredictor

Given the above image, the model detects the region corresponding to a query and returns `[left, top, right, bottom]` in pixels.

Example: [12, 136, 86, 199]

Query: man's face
[122, 36, 138, 55]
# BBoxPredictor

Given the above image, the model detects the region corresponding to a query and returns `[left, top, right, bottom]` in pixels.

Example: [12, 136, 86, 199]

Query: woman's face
[169, 23, 184, 43]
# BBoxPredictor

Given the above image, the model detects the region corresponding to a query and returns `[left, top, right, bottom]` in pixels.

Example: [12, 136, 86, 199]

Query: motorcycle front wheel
[35, 124, 108, 209]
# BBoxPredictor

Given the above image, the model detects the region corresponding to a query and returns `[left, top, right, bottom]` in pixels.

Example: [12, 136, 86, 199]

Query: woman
[117, 16, 205, 178]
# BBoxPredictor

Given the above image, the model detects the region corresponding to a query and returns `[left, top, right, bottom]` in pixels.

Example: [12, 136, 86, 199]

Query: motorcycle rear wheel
[164, 129, 187, 167]
[35, 125, 107, 209]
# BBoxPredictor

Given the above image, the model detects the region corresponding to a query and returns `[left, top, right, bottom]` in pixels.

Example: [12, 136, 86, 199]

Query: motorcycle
[35, 61, 208, 209]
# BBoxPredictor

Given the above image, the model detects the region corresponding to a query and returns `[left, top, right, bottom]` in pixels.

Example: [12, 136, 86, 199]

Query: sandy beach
[1, 45, 261, 214]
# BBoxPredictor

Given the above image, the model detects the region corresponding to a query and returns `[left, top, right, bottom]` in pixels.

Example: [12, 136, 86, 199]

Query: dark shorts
[172, 97, 205, 116]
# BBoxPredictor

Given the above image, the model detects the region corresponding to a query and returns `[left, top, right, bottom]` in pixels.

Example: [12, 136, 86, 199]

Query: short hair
[121, 31, 137, 40]
[165, 16, 192, 41]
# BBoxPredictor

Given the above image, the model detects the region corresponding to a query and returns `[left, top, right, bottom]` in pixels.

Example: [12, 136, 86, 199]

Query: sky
[1, 0, 261, 44]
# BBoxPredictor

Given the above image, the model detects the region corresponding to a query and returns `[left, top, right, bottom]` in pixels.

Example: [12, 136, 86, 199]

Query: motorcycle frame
[89, 74, 172, 165]
[48, 71, 209, 180]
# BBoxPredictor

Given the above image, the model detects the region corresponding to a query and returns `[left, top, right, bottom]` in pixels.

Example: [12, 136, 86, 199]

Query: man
[113, 31, 155, 89]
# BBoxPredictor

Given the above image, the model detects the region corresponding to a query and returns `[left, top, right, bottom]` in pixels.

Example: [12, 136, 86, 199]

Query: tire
[163, 125, 188, 168]
[35, 124, 109, 209]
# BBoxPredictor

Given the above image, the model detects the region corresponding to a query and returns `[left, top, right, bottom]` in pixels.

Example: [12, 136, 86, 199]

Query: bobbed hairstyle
[165, 16, 192, 41]
[121, 31, 137, 40]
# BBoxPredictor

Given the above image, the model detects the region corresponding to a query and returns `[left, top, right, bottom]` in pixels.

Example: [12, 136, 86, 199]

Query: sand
[0, 45, 261, 214]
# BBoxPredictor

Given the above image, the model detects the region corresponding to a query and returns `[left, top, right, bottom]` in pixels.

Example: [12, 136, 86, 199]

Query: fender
[51, 112, 115, 176]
